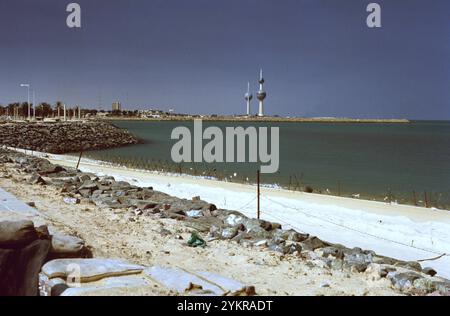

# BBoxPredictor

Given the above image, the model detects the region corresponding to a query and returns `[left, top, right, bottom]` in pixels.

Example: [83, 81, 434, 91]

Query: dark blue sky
[0, 0, 449, 119]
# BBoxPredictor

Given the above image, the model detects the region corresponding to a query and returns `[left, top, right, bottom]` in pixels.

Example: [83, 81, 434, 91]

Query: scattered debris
[187, 232, 206, 248]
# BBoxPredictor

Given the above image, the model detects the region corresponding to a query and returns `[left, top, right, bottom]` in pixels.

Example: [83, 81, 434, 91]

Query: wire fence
[259, 194, 449, 259]
[82, 152, 450, 210]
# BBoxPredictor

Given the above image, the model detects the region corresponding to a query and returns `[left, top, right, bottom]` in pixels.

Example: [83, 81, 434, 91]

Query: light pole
[20, 83, 30, 120]
[32, 89, 36, 120]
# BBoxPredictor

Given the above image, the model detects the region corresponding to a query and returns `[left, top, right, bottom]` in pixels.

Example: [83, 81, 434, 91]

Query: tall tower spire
[257, 68, 266, 117]
[244, 82, 253, 116]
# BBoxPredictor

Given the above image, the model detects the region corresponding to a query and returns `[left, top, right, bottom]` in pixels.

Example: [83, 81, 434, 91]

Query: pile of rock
[0, 220, 90, 296]
[178, 209, 450, 295]
[1, 147, 450, 296]
[0, 121, 139, 154]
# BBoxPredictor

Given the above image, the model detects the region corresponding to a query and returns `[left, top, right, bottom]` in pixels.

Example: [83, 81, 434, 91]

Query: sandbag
[0, 220, 38, 249]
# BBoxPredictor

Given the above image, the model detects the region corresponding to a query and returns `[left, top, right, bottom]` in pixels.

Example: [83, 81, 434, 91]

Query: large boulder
[300, 236, 329, 251]
[272, 229, 309, 242]
[387, 271, 423, 291]
[342, 249, 374, 273]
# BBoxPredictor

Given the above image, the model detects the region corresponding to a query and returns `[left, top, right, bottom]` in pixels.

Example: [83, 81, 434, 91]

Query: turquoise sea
[82, 120, 450, 208]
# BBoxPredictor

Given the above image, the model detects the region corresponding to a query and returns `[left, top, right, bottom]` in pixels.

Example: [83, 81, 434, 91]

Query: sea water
[83, 120, 450, 207]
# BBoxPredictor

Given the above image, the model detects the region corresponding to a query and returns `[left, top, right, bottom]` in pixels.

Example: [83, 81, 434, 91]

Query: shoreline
[80, 151, 448, 210]
[62, 151, 450, 215]
[17, 147, 450, 215]
[8, 147, 450, 279]
[102, 116, 411, 124]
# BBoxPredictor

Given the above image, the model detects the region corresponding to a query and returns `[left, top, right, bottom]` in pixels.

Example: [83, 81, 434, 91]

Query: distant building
[138, 109, 167, 118]
[112, 102, 122, 112]
[96, 112, 110, 117]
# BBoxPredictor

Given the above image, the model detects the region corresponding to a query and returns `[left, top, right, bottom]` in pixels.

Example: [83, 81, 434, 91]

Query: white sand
[0, 163, 402, 296]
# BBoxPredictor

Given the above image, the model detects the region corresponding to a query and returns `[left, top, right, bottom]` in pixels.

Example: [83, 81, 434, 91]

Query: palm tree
[55, 101, 63, 118]
[37, 102, 52, 118]
[7, 103, 19, 118]
[19, 102, 29, 118]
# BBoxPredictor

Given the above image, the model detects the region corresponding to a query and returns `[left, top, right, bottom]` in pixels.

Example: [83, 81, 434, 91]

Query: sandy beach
[11, 148, 449, 279]
[0, 150, 408, 296]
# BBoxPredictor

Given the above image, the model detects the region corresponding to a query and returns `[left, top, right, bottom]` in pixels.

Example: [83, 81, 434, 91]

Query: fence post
[76, 150, 83, 170]
[257, 169, 260, 220]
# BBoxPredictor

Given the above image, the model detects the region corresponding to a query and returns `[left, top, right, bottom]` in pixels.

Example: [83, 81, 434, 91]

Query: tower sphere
[244, 92, 253, 101]
[258, 78, 265, 84]
[257, 90, 266, 101]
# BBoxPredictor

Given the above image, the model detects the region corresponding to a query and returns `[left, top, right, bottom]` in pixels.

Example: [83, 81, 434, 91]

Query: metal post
[76, 150, 83, 170]
[27, 86, 30, 120]
[33, 90, 36, 120]
[20, 84, 31, 120]
[257, 169, 260, 220]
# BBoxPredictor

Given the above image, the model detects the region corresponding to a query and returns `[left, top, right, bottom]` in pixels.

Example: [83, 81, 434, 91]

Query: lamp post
[20, 83, 30, 120]
[32, 89, 36, 120]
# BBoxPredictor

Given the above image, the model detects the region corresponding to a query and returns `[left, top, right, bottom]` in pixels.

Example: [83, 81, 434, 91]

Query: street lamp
[32, 89, 36, 120]
[20, 83, 30, 120]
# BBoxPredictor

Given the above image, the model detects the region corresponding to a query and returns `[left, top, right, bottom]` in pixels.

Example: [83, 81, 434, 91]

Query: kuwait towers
[244, 69, 266, 116]
[244, 82, 253, 116]
[257, 69, 266, 117]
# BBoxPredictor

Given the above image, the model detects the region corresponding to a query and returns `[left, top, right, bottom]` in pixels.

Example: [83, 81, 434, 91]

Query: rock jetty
[1, 147, 450, 296]
[0, 121, 139, 154]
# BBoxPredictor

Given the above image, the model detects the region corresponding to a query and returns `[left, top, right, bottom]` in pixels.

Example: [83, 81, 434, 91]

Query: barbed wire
[235, 196, 257, 210]
[260, 194, 448, 258]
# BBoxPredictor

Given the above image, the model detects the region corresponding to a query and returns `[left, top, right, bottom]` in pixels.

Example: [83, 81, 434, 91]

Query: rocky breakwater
[0, 121, 139, 154]
[1, 148, 450, 296]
